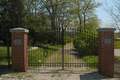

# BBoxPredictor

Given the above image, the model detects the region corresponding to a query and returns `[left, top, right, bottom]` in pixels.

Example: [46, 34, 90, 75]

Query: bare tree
[104, 0, 120, 32]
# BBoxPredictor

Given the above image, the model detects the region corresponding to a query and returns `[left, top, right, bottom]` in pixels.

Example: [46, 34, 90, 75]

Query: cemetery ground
[0, 41, 120, 79]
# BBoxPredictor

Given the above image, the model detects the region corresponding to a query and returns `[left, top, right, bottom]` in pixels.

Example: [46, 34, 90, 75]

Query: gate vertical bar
[62, 27, 64, 69]
[7, 29, 10, 69]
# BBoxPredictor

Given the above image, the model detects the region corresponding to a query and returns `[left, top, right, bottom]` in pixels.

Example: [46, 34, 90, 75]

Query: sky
[95, 0, 114, 27]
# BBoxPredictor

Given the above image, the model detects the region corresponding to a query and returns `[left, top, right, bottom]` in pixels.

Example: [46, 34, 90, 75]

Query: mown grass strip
[81, 55, 98, 68]
[114, 41, 120, 49]
[81, 55, 120, 68]
[115, 56, 120, 60]
[0, 44, 62, 66]
[0, 44, 12, 65]
[28, 44, 62, 64]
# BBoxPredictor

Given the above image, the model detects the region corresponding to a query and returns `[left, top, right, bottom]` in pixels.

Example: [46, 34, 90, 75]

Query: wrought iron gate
[28, 28, 98, 69]
[0, 29, 11, 68]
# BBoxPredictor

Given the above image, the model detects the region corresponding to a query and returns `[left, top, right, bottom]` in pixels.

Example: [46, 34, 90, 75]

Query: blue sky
[95, 0, 114, 27]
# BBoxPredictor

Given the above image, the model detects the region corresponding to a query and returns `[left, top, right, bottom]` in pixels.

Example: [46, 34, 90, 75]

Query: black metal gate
[28, 28, 98, 69]
[0, 29, 11, 68]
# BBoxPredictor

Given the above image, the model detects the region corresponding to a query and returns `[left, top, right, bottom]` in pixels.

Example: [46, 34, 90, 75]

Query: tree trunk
[51, 15, 56, 31]
[83, 13, 86, 30]
[79, 16, 82, 29]
[51, 14, 56, 45]
[79, 17, 82, 29]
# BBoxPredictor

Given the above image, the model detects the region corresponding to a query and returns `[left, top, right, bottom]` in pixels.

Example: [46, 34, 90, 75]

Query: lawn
[114, 56, 120, 60]
[0, 44, 62, 67]
[0, 44, 12, 65]
[81, 55, 120, 68]
[28, 44, 62, 66]
[114, 40, 120, 49]
[81, 55, 98, 68]
[78, 40, 120, 68]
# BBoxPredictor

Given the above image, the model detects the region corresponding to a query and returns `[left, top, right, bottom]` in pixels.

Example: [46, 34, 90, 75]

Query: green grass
[114, 56, 120, 60]
[0, 43, 62, 67]
[80, 40, 120, 68]
[0, 44, 12, 65]
[114, 41, 120, 49]
[81, 55, 98, 68]
[81, 55, 120, 68]
[28, 44, 62, 65]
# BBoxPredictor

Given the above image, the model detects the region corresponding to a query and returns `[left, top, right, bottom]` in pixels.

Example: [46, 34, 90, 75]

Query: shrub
[64, 36, 72, 44]
[73, 37, 89, 55]
[51, 35, 73, 45]
[28, 29, 57, 45]
[73, 31, 98, 56]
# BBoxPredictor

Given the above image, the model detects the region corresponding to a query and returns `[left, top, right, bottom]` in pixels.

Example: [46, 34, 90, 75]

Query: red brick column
[10, 28, 29, 72]
[97, 27, 116, 78]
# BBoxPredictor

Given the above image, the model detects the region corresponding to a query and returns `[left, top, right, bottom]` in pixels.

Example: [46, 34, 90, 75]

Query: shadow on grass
[0, 43, 11, 47]
[70, 48, 98, 58]
[0, 57, 7, 60]
[0, 44, 6, 46]
[0, 57, 11, 61]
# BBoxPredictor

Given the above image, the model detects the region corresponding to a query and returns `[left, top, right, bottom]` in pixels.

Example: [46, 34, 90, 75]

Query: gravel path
[45, 42, 85, 66]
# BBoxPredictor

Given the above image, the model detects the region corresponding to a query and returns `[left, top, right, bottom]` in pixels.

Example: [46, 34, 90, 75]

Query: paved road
[114, 49, 120, 56]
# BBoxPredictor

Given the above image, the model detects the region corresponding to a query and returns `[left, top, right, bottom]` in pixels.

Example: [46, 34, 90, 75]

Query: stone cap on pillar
[10, 28, 29, 33]
[97, 27, 116, 32]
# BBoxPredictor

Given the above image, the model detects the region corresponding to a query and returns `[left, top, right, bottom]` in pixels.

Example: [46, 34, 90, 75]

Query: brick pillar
[10, 28, 29, 72]
[97, 27, 116, 78]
